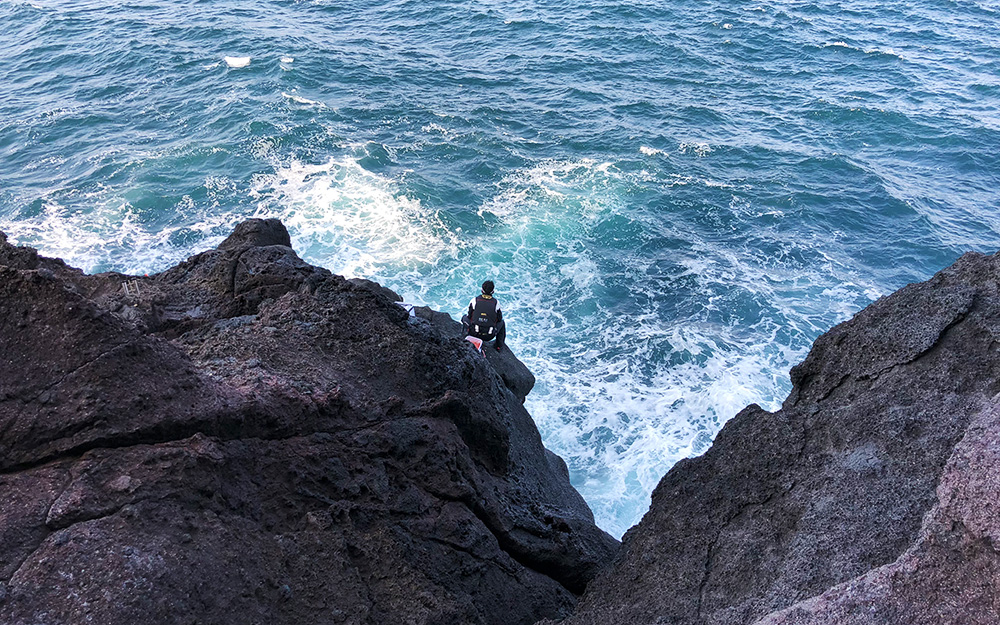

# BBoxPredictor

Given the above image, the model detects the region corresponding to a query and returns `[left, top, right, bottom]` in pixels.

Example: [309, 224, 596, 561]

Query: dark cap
[481, 280, 495, 295]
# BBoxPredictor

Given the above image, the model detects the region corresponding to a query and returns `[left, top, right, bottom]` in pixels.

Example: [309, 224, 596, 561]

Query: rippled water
[2, 0, 999, 537]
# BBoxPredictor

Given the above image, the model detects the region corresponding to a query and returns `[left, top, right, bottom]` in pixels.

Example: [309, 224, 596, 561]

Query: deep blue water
[2, 0, 999, 537]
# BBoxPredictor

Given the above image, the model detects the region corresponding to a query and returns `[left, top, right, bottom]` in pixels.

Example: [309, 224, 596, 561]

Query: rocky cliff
[4, 220, 998, 625]
[0, 219, 618, 625]
[556, 252, 1000, 624]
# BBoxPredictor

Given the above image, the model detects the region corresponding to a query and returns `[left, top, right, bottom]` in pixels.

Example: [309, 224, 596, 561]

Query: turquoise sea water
[2, 0, 999, 537]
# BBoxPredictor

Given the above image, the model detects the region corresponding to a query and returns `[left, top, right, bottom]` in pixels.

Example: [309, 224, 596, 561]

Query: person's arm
[496, 301, 502, 323]
[468, 298, 476, 320]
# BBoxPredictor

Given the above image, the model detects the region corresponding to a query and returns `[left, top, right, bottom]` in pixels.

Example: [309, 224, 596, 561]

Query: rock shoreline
[0, 219, 617, 625]
[2, 219, 998, 624]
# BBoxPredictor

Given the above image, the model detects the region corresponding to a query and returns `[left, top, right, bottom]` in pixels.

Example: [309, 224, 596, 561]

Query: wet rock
[217, 217, 292, 251]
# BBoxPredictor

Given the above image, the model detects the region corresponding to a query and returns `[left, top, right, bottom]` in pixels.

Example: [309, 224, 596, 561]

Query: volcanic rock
[412, 304, 536, 404]
[0, 219, 617, 625]
[557, 251, 1000, 625]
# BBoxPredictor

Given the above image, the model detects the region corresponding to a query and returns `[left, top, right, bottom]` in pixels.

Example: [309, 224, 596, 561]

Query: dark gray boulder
[557, 251, 1000, 625]
[0, 219, 617, 625]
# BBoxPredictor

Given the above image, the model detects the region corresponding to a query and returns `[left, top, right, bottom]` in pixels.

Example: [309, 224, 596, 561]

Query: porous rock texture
[557, 251, 1000, 625]
[0, 220, 618, 625]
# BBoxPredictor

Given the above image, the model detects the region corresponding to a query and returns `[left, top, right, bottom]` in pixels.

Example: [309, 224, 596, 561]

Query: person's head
[481, 280, 495, 295]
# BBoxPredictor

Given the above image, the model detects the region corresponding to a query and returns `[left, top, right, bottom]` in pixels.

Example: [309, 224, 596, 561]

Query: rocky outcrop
[755, 398, 1000, 624]
[557, 252, 1000, 625]
[0, 220, 617, 625]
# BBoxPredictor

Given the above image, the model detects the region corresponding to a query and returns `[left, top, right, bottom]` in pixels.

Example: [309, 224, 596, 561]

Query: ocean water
[2, 0, 999, 538]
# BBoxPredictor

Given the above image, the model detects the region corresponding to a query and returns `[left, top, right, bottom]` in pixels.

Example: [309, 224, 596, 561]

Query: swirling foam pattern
[2, 0, 999, 537]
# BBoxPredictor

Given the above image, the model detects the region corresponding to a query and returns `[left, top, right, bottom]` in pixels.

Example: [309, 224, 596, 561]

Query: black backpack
[471, 295, 498, 338]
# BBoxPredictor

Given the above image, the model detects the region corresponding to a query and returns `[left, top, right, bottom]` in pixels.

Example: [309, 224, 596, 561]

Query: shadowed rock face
[0, 219, 618, 625]
[558, 251, 1000, 625]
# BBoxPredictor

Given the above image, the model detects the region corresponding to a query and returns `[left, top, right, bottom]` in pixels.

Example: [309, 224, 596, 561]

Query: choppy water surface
[2, 0, 999, 537]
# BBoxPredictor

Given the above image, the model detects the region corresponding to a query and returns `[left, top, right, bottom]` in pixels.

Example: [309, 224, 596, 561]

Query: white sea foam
[412, 158, 845, 536]
[23, 155, 68, 172]
[864, 47, 903, 59]
[224, 56, 251, 68]
[421, 122, 458, 139]
[202, 62, 221, 70]
[0, 195, 238, 275]
[281, 56, 294, 63]
[639, 145, 665, 156]
[250, 157, 460, 279]
[702, 178, 736, 189]
[282, 92, 324, 107]
[521, 324, 794, 536]
[478, 159, 620, 221]
[822, 41, 901, 59]
[523, 289, 803, 537]
[679, 142, 712, 157]
[0, 151, 881, 538]
[2, 153, 461, 283]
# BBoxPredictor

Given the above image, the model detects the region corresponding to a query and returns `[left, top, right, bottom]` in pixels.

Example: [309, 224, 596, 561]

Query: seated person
[461, 280, 506, 352]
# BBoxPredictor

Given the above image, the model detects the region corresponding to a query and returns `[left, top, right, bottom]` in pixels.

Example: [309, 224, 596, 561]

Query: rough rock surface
[756, 400, 1000, 625]
[0, 219, 617, 625]
[557, 251, 1000, 625]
